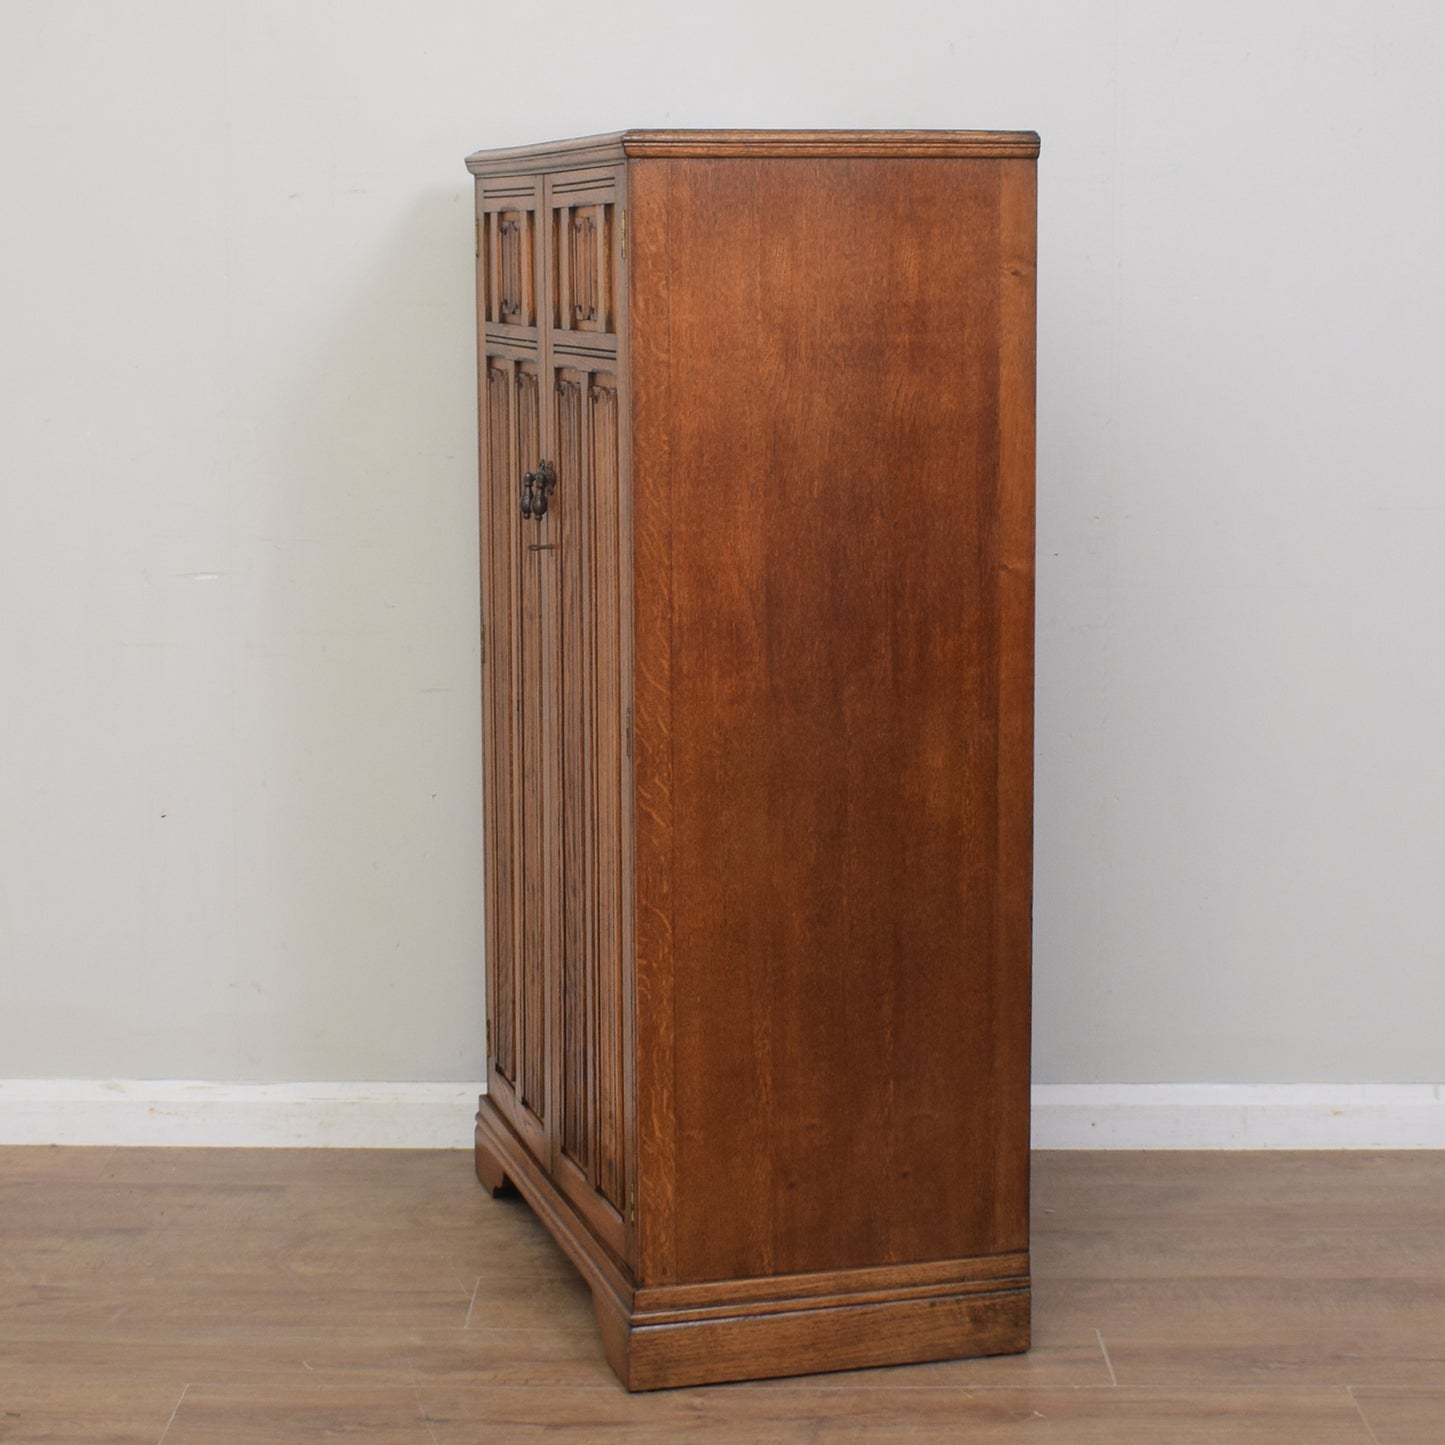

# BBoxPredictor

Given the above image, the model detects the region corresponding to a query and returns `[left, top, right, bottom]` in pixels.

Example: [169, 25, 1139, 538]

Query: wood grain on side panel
[626, 157, 678, 1285]
[628, 155, 1034, 1286]
[991, 159, 1038, 1249]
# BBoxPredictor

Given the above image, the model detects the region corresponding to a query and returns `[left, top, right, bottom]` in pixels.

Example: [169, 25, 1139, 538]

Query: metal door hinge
[475, 218, 481, 259]
[619, 209, 626, 260]
[625, 706, 632, 760]
[480, 621, 485, 666]
[485, 1017, 492, 1058]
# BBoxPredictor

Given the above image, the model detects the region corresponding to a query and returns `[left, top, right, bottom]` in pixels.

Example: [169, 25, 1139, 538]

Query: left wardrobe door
[478, 174, 558, 1171]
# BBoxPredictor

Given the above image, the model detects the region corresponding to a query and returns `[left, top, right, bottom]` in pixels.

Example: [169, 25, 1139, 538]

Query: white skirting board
[0, 1081, 483, 1149]
[0, 1081, 1442, 1149]
[1032, 1084, 1445, 1149]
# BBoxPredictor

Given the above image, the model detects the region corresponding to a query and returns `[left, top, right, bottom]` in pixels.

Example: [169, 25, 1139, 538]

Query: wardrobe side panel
[630, 156, 1035, 1286]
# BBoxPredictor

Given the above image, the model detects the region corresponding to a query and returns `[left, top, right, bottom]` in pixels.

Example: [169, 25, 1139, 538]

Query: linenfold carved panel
[555, 371, 588, 1174]
[549, 170, 617, 336]
[570, 208, 603, 330]
[478, 174, 539, 331]
[554, 365, 625, 1215]
[480, 351, 549, 1171]
[484, 360, 516, 1088]
[498, 211, 535, 325]
[512, 362, 547, 1125]
[587, 373, 625, 1212]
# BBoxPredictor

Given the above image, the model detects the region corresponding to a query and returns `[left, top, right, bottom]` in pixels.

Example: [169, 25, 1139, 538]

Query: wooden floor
[1, 1150, 1442, 1442]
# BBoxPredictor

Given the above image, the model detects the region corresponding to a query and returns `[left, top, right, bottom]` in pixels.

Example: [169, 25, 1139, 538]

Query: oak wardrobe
[468, 129, 1038, 1391]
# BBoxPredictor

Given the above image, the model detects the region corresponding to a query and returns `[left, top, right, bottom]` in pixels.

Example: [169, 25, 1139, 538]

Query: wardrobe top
[464, 129, 1040, 176]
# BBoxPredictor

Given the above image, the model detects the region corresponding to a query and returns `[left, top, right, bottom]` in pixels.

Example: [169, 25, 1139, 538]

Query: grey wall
[2, 1, 1441, 1084]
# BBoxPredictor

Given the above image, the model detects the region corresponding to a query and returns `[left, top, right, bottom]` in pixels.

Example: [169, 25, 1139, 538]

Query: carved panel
[571, 207, 601, 330]
[555, 371, 589, 1174]
[485, 209, 536, 327]
[552, 202, 614, 334]
[587, 372, 625, 1212]
[513, 362, 548, 1124]
[513, 363, 540, 475]
[549, 366, 625, 1219]
[480, 351, 549, 1169]
[484, 359, 516, 1086]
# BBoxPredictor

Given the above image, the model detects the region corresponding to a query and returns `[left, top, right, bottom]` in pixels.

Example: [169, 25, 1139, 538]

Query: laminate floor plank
[1033, 1152, 1445, 1283]
[160, 1383, 435, 1445]
[0, 1144, 116, 1181]
[0, 1329, 463, 1388]
[1039, 1276, 1445, 1388]
[416, 1383, 1375, 1442]
[0, 1375, 182, 1445]
[1351, 1386, 1445, 1443]
[91, 1147, 462, 1190]
[0, 1147, 1441, 1439]
[0, 1274, 476, 1334]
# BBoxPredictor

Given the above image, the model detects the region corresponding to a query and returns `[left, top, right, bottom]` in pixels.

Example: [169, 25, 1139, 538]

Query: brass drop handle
[520, 460, 556, 520]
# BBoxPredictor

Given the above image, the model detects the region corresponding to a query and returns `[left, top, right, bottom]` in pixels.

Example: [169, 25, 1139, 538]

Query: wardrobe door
[478, 175, 552, 1167]
[545, 167, 631, 1260]
[550, 361, 628, 1258]
[481, 166, 629, 1219]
